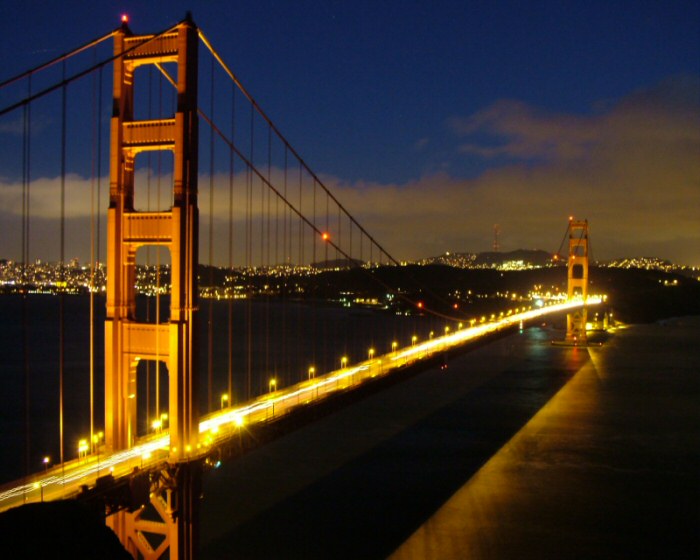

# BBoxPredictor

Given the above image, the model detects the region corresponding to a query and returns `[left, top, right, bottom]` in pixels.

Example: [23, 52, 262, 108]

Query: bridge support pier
[106, 462, 202, 560]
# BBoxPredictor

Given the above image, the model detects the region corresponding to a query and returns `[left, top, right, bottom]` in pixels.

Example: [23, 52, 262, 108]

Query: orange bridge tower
[104, 15, 200, 559]
[565, 218, 589, 344]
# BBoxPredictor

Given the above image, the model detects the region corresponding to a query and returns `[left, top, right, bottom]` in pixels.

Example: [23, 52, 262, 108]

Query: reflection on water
[392, 320, 700, 559]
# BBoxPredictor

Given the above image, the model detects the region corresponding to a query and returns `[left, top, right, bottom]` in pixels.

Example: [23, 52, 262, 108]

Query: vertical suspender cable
[227, 80, 235, 403]
[21, 76, 32, 496]
[324, 192, 330, 371]
[281, 148, 288, 380]
[96, 65, 103, 295]
[89, 55, 97, 451]
[96, 66, 103, 447]
[311, 180, 317, 378]
[245, 104, 253, 399]
[265, 126, 271, 384]
[207, 56, 215, 413]
[145, 68, 153, 430]
[298, 163, 303, 265]
[155, 75, 163, 420]
[59, 61, 66, 475]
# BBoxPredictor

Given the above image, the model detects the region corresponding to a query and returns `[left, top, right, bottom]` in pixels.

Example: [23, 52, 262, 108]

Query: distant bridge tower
[565, 218, 589, 344]
[493, 224, 500, 252]
[104, 16, 200, 559]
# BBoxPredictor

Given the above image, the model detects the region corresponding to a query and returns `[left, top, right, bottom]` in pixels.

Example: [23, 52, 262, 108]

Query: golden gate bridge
[0, 14, 599, 558]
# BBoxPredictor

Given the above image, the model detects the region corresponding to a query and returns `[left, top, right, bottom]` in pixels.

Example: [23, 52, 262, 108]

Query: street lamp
[221, 393, 229, 409]
[391, 341, 397, 353]
[92, 431, 104, 453]
[445, 326, 450, 335]
[78, 439, 89, 459]
[43, 456, 50, 473]
[411, 335, 417, 346]
[308, 366, 315, 380]
[368, 348, 375, 360]
[341, 356, 348, 369]
[269, 378, 277, 418]
[429, 331, 434, 340]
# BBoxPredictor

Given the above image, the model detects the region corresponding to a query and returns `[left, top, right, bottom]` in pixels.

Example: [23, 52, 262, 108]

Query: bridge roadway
[0, 298, 600, 514]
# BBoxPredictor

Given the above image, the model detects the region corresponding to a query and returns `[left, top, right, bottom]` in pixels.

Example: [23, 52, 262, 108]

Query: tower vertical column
[168, 23, 199, 460]
[104, 23, 136, 453]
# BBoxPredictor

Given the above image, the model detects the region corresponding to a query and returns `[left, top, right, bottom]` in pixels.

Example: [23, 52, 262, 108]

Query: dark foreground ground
[200, 319, 700, 559]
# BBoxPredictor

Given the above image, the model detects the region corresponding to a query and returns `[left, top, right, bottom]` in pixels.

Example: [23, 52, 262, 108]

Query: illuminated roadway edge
[0, 297, 601, 512]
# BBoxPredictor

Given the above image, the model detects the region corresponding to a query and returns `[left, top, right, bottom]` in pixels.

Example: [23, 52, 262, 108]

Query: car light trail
[0, 297, 600, 512]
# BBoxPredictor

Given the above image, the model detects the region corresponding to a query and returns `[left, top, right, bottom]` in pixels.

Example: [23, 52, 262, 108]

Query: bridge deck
[0, 299, 598, 514]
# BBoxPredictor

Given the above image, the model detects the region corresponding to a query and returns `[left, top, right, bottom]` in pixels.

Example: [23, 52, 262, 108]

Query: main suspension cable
[0, 30, 117, 90]
[0, 21, 180, 118]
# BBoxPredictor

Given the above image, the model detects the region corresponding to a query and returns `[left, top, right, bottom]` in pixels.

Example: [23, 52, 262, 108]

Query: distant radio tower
[493, 224, 500, 252]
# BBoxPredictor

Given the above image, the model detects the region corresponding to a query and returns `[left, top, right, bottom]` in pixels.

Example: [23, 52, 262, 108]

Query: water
[0, 294, 437, 482]
[199, 319, 700, 558]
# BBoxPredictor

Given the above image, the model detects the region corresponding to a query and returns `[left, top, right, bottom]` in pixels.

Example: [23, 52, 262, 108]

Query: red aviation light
[321, 232, 330, 241]
[121, 14, 129, 24]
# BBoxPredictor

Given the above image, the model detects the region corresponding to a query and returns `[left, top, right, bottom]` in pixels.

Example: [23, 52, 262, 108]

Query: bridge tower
[565, 218, 589, 344]
[104, 16, 200, 558]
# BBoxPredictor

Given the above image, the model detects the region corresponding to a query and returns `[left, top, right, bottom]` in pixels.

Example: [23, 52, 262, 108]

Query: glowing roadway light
[269, 378, 277, 393]
[368, 348, 375, 360]
[308, 366, 315, 380]
[0, 296, 603, 514]
[221, 393, 229, 409]
[411, 336, 417, 346]
[391, 341, 398, 352]
[78, 439, 89, 458]
[341, 356, 348, 369]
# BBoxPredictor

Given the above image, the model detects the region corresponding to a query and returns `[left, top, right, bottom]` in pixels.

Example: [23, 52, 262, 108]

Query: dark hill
[0, 501, 130, 559]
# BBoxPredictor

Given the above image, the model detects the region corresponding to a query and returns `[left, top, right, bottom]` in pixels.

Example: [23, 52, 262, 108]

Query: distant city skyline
[1, 1, 698, 265]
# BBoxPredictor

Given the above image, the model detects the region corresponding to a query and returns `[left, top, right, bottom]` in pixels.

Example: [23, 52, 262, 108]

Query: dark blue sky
[1, 1, 699, 263]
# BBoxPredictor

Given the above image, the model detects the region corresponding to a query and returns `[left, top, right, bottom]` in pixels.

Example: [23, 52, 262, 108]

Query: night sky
[1, 1, 698, 265]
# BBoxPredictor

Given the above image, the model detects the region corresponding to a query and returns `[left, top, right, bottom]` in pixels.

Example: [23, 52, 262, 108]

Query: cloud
[332, 76, 700, 265]
[1, 77, 698, 266]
